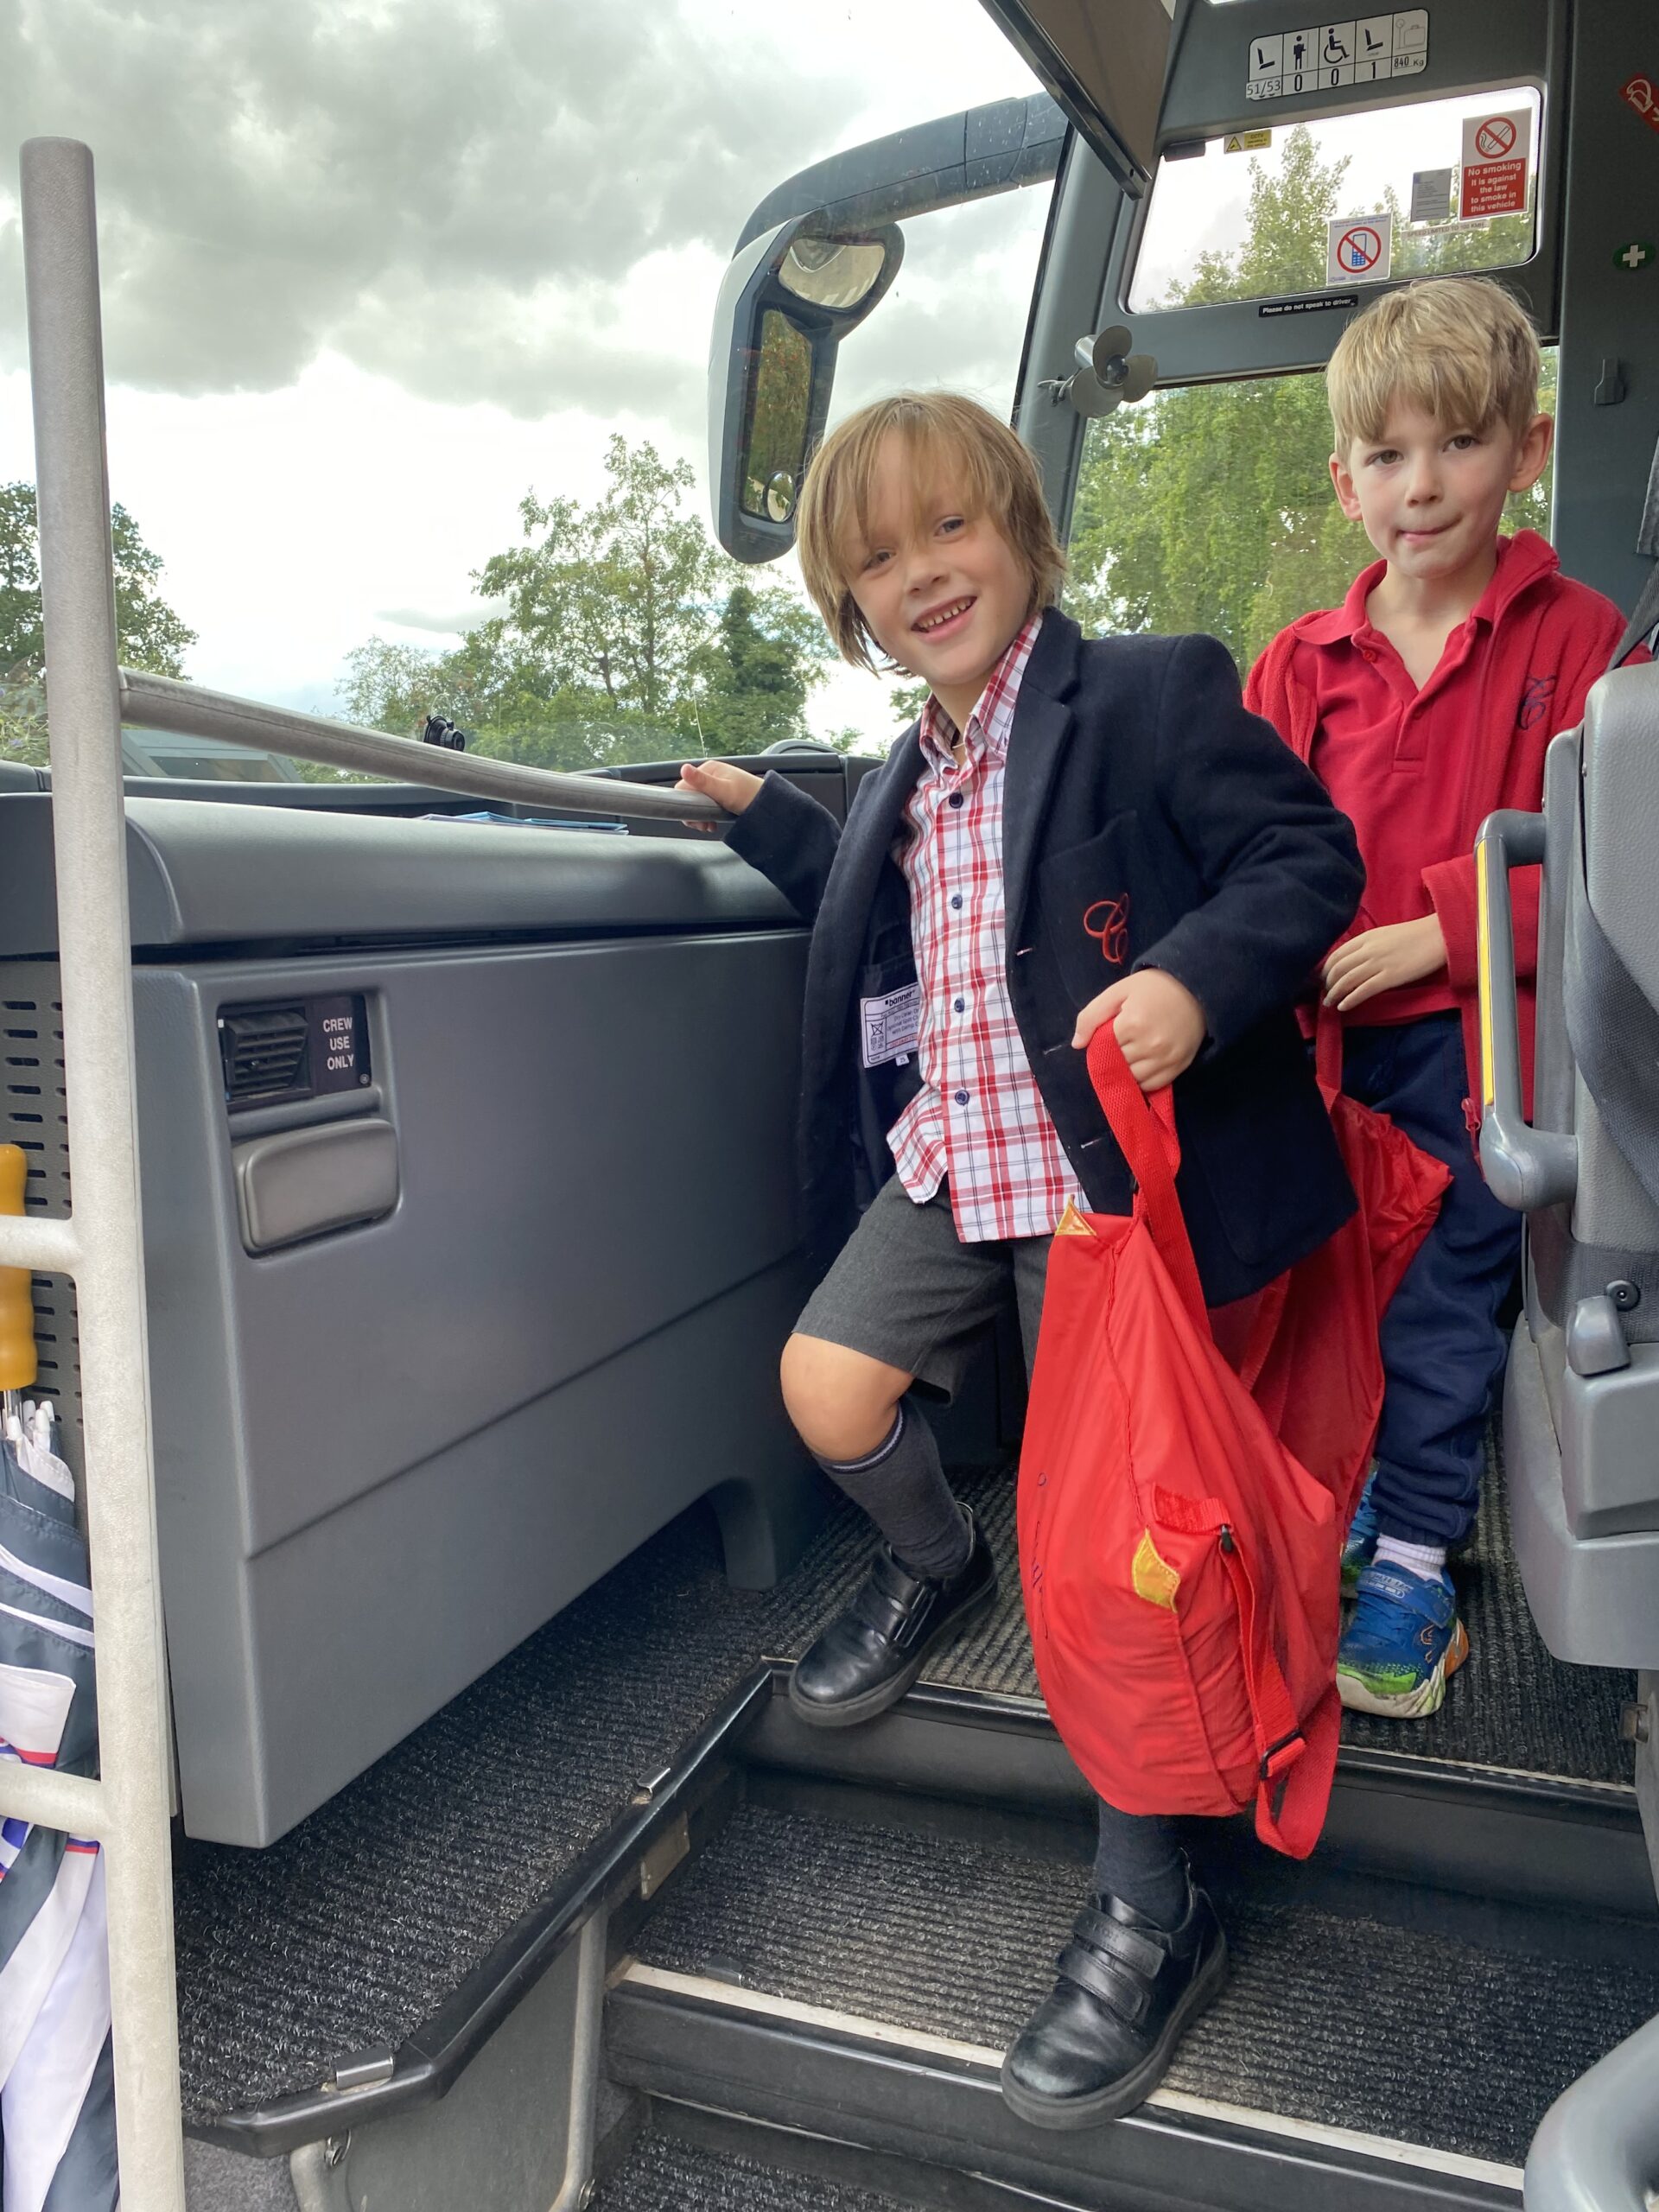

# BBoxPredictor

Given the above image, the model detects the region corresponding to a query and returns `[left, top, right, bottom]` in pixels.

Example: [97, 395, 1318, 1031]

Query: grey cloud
[0, 0, 865, 417]
[375, 600, 508, 632]
[829, 185, 1052, 419]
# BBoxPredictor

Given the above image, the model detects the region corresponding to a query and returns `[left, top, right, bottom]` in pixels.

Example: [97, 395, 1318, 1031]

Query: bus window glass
[1070, 351, 1556, 675]
[1128, 88, 1541, 311]
[825, 186, 1055, 429]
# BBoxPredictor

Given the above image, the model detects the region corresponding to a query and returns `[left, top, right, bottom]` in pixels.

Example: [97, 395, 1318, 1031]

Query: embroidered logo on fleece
[1517, 674, 1556, 731]
[1083, 895, 1131, 966]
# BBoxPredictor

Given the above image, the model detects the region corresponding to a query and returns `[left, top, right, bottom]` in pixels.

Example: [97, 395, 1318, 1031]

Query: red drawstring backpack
[1020, 1029, 1344, 1856]
[1019, 1025, 1449, 1858]
[1237, 1016, 1452, 1535]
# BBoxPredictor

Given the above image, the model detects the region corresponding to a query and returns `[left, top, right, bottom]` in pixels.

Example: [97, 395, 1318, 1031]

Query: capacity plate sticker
[1246, 11, 1427, 101]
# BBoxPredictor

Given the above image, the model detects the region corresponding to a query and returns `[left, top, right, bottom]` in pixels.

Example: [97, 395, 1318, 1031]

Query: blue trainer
[1337, 1560, 1470, 1719]
[1340, 1471, 1380, 1592]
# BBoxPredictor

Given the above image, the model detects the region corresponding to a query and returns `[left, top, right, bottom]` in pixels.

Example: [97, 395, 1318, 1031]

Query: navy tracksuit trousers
[1340, 1011, 1522, 1550]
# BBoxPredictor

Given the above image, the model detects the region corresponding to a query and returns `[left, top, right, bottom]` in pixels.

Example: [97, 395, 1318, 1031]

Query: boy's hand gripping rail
[1476, 807, 1577, 1211]
[117, 670, 723, 823]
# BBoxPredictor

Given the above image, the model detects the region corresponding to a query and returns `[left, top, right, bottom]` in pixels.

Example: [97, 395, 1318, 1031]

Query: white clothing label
[861, 983, 922, 1069]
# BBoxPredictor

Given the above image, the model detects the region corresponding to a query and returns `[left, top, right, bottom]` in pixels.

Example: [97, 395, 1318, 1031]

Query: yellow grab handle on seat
[0, 1144, 37, 1393]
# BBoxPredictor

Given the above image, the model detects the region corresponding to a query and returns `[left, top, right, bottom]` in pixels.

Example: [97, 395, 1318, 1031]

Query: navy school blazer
[728, 610, 1363, 1308]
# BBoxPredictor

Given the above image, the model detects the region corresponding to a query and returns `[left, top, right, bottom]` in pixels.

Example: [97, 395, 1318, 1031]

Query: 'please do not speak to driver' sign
[1459, 106, 1532, 219]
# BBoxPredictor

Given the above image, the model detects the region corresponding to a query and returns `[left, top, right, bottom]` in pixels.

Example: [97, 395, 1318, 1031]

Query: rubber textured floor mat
[592, 2127, 912, 2212]
[632, 1802, 1659, 2168]
[174, 1441, 1632, 2124]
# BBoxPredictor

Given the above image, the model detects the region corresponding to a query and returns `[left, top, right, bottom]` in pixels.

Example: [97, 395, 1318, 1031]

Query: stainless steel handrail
[118, 669, 722, 822]
[0, 137, 188, 2211]
[0, 137, 732, 2212]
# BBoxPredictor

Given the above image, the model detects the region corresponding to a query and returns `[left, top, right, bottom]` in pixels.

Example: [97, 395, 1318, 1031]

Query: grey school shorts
[793, 1176, 1052, 1402]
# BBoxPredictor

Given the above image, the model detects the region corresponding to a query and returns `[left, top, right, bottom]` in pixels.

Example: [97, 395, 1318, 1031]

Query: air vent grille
[219, 1007, 310, 1107]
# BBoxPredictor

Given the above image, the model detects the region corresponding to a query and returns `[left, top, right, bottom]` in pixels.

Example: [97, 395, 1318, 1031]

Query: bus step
[591, 2099, 1046, 2212]
[604, 1779, 1659, 2211]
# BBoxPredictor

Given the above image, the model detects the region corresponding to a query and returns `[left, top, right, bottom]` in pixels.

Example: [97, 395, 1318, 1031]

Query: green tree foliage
[889, 677, 931, 725]
[0, 481, 198, 765]
[684, 580, 830, 752]
[341, 436, 831, 772]
[476, 437, 720, 722]
[338, 637, 444, 735]
[1071, 128, 1554, 675]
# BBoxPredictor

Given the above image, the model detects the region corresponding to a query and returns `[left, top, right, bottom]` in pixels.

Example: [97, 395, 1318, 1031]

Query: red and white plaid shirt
[887, 614, 1084, 1242]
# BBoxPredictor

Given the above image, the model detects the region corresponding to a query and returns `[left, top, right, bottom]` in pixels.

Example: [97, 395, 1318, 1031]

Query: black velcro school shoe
[787, 1508, 996, 1729]
[999, 1885, 1229, 2130]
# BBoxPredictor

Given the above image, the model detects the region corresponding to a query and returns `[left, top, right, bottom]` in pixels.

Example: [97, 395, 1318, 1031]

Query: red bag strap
[1084, 1029, 1207, 1329]
[1314, 1001, 1344, 1094]
[1156, 1488, 1334, 1857]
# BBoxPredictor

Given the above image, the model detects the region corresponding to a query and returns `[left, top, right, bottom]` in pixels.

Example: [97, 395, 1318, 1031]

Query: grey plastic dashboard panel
[0, 793, 798, 956]
[0, 783, 826, 1845]
[137, 922, 817, 1844]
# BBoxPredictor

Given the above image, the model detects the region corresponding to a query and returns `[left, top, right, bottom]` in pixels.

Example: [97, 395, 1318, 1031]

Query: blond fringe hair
[795, 391, 1066, 673]
[1326, 276, 1541, 453]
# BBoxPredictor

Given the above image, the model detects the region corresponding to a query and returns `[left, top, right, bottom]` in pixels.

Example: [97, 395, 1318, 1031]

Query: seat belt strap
[1611, 439, 1659, 667]
[1611, 563, 1659, 671]
[1564, 816, 1659, 1212]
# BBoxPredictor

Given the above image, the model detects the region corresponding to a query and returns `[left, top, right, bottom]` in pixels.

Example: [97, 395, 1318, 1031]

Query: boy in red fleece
[1248, 276, 1627, 1719]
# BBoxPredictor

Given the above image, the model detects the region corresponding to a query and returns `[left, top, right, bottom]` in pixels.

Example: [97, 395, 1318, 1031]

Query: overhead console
[1020, 0, 1564, 382]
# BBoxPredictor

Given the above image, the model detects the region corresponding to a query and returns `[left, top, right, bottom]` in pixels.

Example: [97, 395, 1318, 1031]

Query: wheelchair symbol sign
[1326, 213, 1393, 285]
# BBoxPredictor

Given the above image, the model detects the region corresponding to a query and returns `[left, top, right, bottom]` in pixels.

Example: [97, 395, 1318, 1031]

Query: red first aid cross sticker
[1624, 75, 1659, 136]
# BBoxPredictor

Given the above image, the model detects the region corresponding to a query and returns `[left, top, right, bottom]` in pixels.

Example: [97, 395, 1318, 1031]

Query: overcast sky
[0, 0, 1047, 738]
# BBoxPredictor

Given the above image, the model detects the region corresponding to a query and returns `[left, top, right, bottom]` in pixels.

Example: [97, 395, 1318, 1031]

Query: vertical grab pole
[21, 137, 186, 2212]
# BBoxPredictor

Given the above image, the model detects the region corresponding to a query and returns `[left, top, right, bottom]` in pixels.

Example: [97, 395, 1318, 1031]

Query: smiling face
[1331, 401, 1553, 599]
[842, 430, 1035, 734]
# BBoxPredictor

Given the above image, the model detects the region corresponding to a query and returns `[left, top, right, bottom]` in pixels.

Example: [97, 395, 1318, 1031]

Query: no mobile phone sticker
[1325, 212, 1392, 286]
[1460, 105, 1532, 219]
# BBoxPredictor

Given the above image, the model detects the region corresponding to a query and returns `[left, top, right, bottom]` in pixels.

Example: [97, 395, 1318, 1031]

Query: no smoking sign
[1474, 114, 1516, 160]
[1461, 105, 1532, 219]
[1325, 210, 1393, 286]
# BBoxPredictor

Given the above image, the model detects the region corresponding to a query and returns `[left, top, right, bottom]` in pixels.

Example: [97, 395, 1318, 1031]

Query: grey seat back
[1497, 658, 1659, 1669]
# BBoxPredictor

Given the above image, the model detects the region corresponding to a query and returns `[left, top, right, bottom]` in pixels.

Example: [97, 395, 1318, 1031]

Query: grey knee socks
[815, 1402, 972, 1580]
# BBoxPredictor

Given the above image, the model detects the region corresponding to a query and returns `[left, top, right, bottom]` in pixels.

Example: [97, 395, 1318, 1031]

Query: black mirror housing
[709, 218, 902, 564]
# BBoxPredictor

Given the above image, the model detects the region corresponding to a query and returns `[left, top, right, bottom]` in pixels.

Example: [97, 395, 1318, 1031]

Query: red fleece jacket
[1246, 531, 1630, 1116]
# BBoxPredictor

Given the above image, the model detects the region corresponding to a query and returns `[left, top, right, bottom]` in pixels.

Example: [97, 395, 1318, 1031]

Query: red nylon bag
[1234, 1017, 1452, 1535]
[1019, 1031, 1342, 1856]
